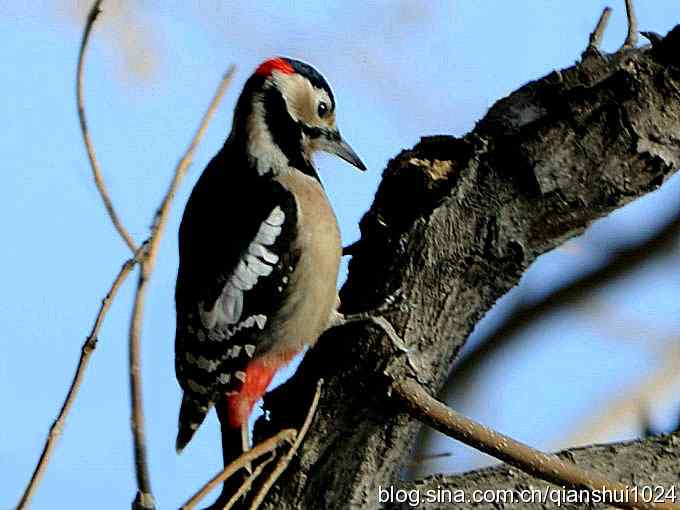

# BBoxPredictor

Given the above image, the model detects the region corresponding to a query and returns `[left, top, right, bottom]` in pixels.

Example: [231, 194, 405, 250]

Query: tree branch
[253, 24, 680, 509]
[393, 433, 680, 510]
[224, 454, 276, 510]
[583, 7, 612, 59]
[249, 380, 323, 510]
[128, 66, 235, 510]
[180, 430, 296, 510]
[392, 378, 680, 510]
[623, 0, 639, 49]
[17, 0, 235, 504]
[16, 258, 135, 510]
[76, 0, 137, 254]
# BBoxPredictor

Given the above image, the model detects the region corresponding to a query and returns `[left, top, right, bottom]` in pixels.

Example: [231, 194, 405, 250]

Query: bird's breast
[262, 170, 341, 361]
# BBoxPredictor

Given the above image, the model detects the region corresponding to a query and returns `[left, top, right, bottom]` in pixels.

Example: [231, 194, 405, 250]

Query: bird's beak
[322, 131, 366, 171]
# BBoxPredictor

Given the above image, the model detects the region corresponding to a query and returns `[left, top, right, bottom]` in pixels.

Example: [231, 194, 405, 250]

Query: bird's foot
[330, 289, 423, 379]
[335, 313, 409, 354]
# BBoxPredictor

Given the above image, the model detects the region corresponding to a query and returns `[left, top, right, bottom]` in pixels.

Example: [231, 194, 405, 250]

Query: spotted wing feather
[174, 150, 298, 451]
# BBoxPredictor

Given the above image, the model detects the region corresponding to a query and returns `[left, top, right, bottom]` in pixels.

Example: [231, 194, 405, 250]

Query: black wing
[174, 149, 298, 450]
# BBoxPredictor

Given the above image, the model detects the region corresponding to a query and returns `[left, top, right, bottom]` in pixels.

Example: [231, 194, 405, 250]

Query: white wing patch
[199, 207, 284, 330]
[194, 313, 268, 344]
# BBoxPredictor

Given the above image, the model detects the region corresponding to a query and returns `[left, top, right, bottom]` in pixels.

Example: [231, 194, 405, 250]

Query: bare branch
[146, 64, 235, 254]
[407, 451, 452, 467]
[249, 380, 323, 510]
[583, 6, 612, 58]
[128, 66, 236, 509]
[253, 25, 680, 507]
[222, 454, 276, 510]
[16, 258, 135, 509]
[393, 378, 680, 510]
[17, 2, 149, 505]
[76, 0, 137, 253]
[180, 430, 296, 510]
[128, 268, 155, 509]
[20, 3, 235, 504]
[622, 0, 639, 49]
[399, 433, 680, 510]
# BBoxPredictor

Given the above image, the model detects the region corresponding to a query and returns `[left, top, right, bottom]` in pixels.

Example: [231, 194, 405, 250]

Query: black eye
[317, 101, 329, 118]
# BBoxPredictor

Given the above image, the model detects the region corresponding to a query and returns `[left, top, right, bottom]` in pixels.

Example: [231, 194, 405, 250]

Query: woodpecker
[174, 57, 365, 461]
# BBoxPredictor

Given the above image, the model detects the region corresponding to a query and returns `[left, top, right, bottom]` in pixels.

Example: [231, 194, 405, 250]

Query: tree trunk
[252, 26, 680, 510]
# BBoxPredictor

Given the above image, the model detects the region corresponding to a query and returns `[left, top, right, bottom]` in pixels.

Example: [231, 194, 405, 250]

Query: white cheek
[247, 94, 289, 175]
[272, 73, 303, 122]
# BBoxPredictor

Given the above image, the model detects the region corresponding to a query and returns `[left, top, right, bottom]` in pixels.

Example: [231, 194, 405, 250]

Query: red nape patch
[254, 57, 294, 77]
[224, 353, 296, 429]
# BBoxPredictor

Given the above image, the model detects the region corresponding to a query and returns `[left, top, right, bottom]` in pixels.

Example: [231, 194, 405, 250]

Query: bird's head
[232, 57, 366, 176]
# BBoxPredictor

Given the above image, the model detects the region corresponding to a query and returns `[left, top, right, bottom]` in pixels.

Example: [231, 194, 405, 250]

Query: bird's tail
[176, 393, 210, 453]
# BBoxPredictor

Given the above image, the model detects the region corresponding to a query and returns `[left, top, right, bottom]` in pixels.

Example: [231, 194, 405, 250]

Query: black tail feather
[176, 393, 210, 453]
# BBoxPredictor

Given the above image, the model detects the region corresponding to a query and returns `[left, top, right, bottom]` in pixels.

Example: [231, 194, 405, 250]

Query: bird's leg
[330, 288, 406, 349]
[334, 313, 410, 354]
[241, 422, 252, 475]
[208, 403, 251, 509]
[329, 289, 423, 379]
[329, 288, 403, 324]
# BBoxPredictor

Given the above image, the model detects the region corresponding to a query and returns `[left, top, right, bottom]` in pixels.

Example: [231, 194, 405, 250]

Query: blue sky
[3, 1, 680, 508]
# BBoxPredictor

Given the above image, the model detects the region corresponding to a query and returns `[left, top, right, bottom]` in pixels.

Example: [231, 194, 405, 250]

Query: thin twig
[394, 378, 680, 510]
[222, 453, 276, 510]
[128, 67, 236, 509]
[16, 258, 136, 510]
[77, 0, 137, 253]
[129, 266, 155, 510]
[147, 65, 236, 254]
[249, 379, 323, 510]
[622, 0, 639, 49]
[18, 1, 146, 505]
[408, 452, 452, 467]
[587, 7, 612, 55]
[181, 429, 296, 510]
[29, 2, 234, 507]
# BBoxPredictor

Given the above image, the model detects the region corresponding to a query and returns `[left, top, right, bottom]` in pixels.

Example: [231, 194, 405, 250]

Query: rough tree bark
[391, 433, 680, 510]
[249, 26, 680, 510]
